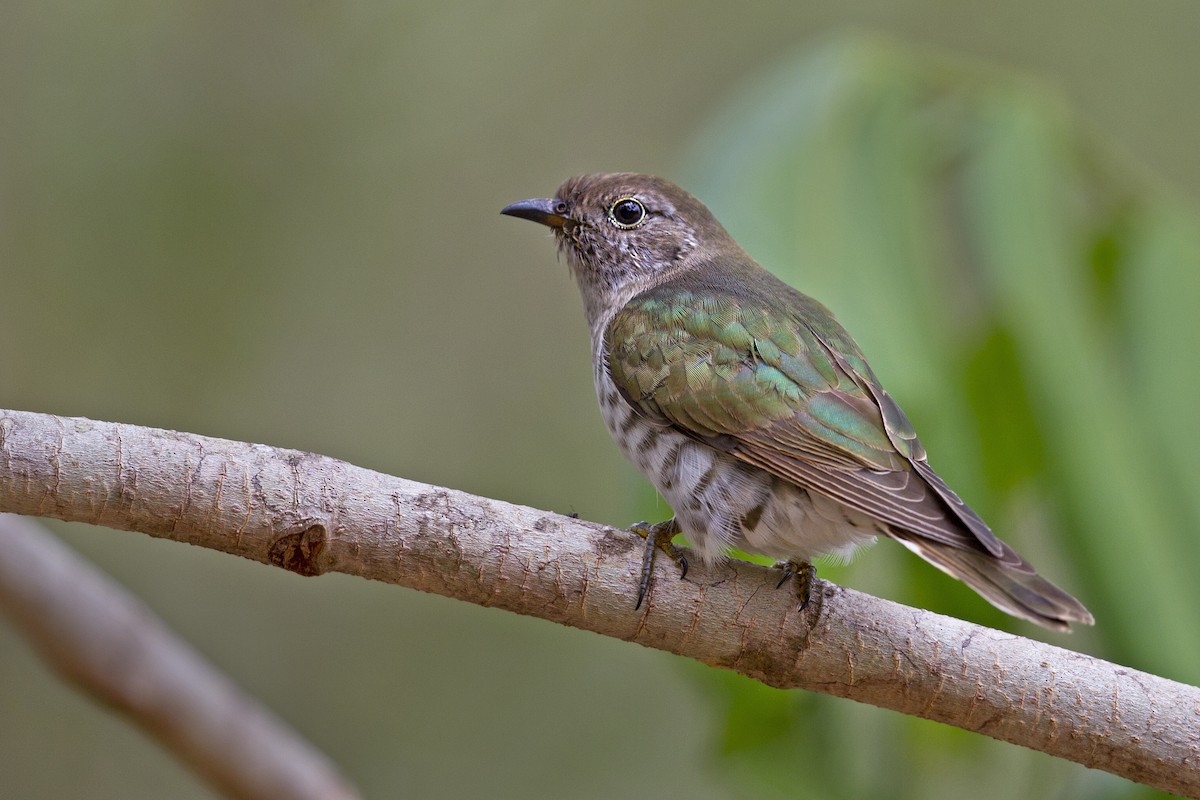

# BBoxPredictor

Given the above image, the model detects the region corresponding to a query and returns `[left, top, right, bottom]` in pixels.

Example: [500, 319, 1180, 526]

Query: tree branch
[1, 409, 1196, 798]
[0, 513, 359, 800]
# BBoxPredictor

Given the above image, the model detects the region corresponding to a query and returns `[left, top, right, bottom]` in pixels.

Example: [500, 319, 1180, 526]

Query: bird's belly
[594, 365, 880, 565]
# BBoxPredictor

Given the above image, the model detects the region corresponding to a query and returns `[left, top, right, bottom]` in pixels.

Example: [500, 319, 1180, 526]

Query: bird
[501, 172, 1093, 631]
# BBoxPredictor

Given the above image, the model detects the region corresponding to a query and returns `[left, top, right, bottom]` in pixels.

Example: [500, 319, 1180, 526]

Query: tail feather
[892, 533, 1094, 632]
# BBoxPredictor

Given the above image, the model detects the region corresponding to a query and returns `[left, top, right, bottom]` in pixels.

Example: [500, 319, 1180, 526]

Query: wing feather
[605, 272, 1004, 558]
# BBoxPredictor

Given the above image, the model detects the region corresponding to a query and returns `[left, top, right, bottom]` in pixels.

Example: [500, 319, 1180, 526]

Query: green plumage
[609, 285, 880, 445]
[606, 262, 1014, 554]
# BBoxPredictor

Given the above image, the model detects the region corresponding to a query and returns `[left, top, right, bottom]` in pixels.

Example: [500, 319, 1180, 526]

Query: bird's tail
[891, 533, 1094, 632]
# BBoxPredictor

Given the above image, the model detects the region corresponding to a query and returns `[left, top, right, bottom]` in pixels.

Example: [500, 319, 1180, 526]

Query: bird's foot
[773, 560, 816, 612]
[629, 518, 687, 609]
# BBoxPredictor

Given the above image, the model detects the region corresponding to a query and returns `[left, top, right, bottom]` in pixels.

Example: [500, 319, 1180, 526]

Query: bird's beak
[500, 198, 571, 229]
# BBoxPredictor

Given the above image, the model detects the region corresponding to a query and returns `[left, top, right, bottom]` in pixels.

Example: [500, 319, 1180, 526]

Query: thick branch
[0, 409, 1197, 797]
[0, 514, 359, 800]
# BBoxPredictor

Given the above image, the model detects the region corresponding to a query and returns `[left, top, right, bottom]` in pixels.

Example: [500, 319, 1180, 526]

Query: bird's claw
[630, 518, 686, 609]
[773, 560, 816, 612]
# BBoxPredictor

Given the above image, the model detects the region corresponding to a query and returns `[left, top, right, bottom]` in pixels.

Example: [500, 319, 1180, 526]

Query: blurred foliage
[673, 35, 1198, 799]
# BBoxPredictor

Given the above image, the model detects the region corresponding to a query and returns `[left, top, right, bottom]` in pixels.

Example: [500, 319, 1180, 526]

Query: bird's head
[502, 173, 736, 323]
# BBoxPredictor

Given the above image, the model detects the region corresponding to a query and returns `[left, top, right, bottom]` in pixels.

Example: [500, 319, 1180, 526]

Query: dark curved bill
[500, 198, 570, 229]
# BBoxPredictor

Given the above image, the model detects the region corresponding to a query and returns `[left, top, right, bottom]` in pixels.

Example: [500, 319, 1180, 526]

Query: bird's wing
[605, 277, 1007, 558]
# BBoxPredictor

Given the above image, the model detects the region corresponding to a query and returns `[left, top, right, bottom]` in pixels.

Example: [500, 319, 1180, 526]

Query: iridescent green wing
[605, 268, 1002, 555]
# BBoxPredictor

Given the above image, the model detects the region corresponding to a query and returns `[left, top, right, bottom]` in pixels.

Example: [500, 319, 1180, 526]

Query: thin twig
[0, 409, 1197, 798]
[0, 513, 359, 800]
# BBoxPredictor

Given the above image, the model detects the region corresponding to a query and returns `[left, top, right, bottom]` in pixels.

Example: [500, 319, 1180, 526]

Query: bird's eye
[609, 197, 647, 229]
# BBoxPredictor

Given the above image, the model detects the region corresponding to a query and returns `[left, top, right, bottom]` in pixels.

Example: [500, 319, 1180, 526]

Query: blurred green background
[2, 2, 1198, 798]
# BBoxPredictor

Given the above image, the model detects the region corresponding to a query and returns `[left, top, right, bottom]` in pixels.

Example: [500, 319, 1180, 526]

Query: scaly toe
[772, 559, 816, 611]
[631, 518, 685, 609]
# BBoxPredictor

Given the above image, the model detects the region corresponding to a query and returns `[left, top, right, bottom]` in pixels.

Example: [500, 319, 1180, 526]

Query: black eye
[609, 197, 646, 228]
